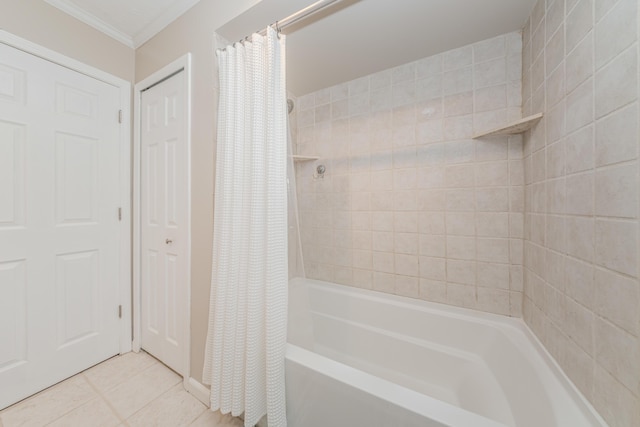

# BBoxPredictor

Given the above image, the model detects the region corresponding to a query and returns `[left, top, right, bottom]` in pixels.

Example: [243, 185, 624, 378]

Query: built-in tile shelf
[291, 155, 319, 162]
[473, 113, 543, 139]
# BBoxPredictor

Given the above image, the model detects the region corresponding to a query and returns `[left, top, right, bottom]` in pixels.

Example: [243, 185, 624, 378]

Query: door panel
[0, 121, 25, 226]
[55, 250, 100, 348]
[0, 42, 122, 409]
[0, 260, 27, 371]
[140, 71, 187, 375]
[55, 133, 99, 224]
[0, 63, 26, 105]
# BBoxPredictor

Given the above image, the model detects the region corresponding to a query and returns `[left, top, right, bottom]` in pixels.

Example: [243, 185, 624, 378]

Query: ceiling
[44, 0, 537, 94]
[44, 0, 202, 48]
[218, 0, 537, 95]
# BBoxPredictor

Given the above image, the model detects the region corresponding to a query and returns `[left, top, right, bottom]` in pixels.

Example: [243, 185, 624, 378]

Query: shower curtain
[203, 27, 288, 427]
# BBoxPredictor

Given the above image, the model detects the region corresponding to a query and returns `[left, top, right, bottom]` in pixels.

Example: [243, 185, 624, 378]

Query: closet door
[140, 70, 188, 375]
[0, 42, 122, 409]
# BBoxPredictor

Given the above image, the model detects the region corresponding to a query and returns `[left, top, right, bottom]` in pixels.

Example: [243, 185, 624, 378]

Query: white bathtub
[285, 278, 606, 427]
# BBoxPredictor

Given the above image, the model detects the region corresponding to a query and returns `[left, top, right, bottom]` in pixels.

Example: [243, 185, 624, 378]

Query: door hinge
[118, 109, 123, 124]
[118, 207, 122, 221]
[118, 305, 122, 319]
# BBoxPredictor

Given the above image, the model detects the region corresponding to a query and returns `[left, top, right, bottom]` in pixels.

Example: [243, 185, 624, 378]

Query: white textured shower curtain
[203, 27, 288, 427]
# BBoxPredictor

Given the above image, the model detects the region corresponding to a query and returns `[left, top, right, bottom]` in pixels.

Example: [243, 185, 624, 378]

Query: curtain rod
[241, 0, 342, 42]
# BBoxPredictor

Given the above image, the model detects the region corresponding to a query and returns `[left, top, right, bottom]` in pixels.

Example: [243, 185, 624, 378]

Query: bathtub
[285, 278, 606, 427]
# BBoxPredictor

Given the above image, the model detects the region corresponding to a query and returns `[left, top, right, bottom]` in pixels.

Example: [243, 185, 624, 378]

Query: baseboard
[184, 377, 210, 406]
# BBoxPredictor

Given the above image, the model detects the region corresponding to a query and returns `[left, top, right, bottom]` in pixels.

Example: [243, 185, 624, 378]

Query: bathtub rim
[285, 343, 506, 427]
[288, 277, 608, 427]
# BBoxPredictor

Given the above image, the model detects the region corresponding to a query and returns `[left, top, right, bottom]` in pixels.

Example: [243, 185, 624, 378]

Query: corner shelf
[473, 113, 543, 139]
[291, 155, 319, 162]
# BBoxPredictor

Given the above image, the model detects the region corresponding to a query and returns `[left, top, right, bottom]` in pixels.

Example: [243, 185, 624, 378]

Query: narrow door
[140, 71, 188, 375]
[0, 43, 122, 409]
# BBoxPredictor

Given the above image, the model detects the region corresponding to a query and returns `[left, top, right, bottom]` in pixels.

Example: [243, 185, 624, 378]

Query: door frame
[132, 54, 192, 384]
[0, 30, 133, 354]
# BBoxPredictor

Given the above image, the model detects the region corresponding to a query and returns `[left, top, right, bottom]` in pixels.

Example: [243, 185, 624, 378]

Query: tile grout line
[3, 374, 97, 427]
[81, 353, 163, 425]
[82, 372, 128, 426]
[123, 380, 202, 426]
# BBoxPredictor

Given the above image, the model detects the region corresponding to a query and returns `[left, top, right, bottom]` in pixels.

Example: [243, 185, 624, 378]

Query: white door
[140, 71, 188, 375]
[0, 43, 122, 409]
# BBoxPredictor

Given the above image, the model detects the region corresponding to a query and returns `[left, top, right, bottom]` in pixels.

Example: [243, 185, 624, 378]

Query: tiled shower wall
[294, 32, 525, 317]
[522, 0, 640, 425]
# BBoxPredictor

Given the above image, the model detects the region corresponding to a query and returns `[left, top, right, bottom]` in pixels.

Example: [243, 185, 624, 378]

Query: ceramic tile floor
[0, 351, 244, 427]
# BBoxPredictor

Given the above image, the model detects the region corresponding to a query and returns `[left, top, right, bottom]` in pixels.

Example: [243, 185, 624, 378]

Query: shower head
[287, 98, 294, 114]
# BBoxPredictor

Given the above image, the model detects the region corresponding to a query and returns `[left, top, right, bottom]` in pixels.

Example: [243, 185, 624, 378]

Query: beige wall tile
[476, 162, 510, 187]
[565, 216, 594, 262]
[594, 318, 640, 395]
[297, 32, 524, 320]
[372, 252, 394, 273]
[595, 47, 637, 119]
[510, 265, 524, 292]
[419, 279, 447, 303]
[595, 103, 638, 167]
[476, 213, 510, 237]
[445, 164, 475, 188]
[592, 366, 640, 427]
[477, 287, 510, 315]
[594, 0, 637, 68]
[353, 269, 373, 289]
[565, 78, 594, 133]
[394, 233, 419, 255]
[474, 36, 507, 62]
[394, 254, 419, 276]
[595, 164, 638, 218]
[521, 1, 640, 423]
[565, 125, 594, 174]
[416, 55, 443, 78]
[419, 256, 446, 281]
[447, 236, 476, 260]
[595, 219, 638, 277]
[566, 0, 593, 52]
[447, 283, 476, 308]
[395, 275, 420, 297]
[563, 336, 594, 401]
[419, 212, 446, 234]
[594, 268, 639, 335]
[444, 46, 473, 71]
[476, 188, 510, 212]
[564, 297, 594, 355]
[565, 173, 593, 215]
[446, 212, 476, 236]
[545, 23, 565, 75]
[566, 32, 593, 93]
[373, 271, 395, 293]
[564, 256, 595, 309]
[544, 0, 561, 35]
[477, 238, 510, 263]
[477, 262, 510, 289]
[419, 234, 446, 257]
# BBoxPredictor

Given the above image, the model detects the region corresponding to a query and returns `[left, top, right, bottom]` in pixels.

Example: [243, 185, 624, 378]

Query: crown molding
[43, 0, 202, 49]
[132, 0, 201, 48]
[44, 0, 135, 48]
